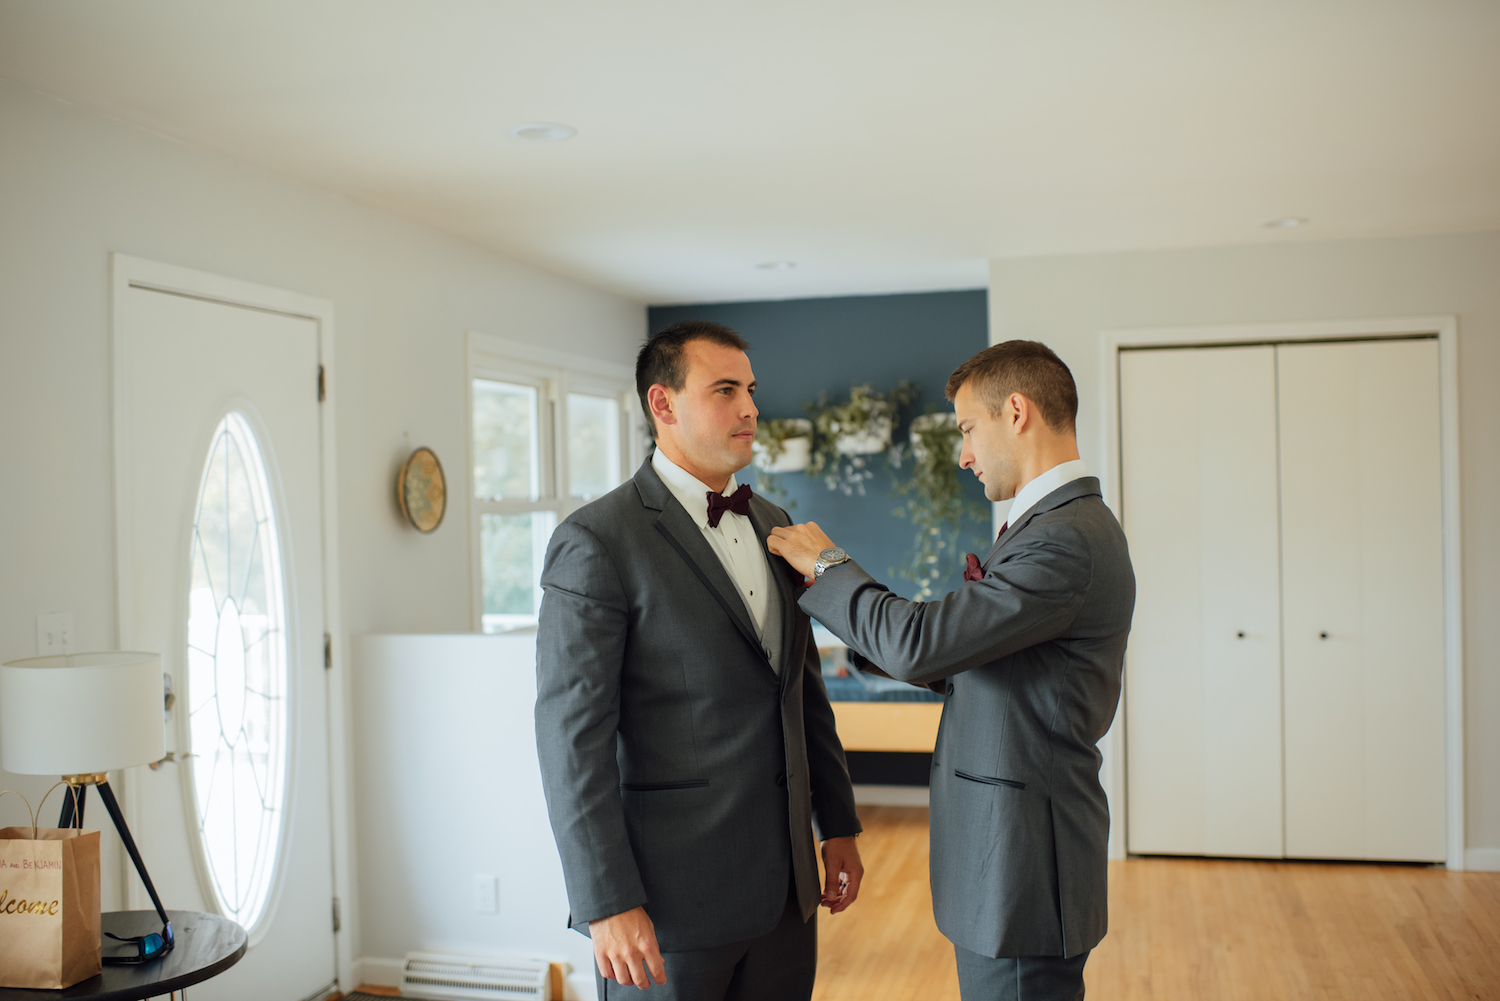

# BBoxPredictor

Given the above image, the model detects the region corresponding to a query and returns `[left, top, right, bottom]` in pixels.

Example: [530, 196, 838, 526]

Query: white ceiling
[2, 1, 1497, 304]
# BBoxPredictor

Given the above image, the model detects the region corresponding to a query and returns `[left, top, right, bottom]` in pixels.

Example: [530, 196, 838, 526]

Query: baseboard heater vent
[400, 951, 552, 1001]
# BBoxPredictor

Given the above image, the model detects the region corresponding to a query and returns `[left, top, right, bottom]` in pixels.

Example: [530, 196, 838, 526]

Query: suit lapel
[982, 477, 1103, 569]
[636, 459, 763, 655]
[747, 499, 803, 691]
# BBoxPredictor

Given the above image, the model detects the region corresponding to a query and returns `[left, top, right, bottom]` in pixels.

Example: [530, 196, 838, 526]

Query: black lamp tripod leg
[94, 780, 172, 930]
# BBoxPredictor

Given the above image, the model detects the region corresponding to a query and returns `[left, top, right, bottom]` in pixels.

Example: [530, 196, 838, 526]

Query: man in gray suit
[770, 341, 1134, 1001]
[536, 321, 864, 1001]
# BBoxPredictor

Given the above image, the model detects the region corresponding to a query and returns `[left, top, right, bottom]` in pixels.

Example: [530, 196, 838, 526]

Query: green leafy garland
[891, 412, 991, 600]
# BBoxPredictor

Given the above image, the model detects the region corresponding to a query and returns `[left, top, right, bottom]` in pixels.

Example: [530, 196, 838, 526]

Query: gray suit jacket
[800, 477, 1133, 959]
[535, 458, 861, 952]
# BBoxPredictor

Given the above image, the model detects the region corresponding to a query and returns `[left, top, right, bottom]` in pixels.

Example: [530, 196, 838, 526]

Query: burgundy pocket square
[964, 553, 983, 582]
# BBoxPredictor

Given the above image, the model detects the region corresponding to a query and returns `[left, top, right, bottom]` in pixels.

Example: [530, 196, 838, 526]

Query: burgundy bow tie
[706, 484, 753, 528]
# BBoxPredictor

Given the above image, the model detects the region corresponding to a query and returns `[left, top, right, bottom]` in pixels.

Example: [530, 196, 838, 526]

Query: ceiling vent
[400, 951, 552, 1001]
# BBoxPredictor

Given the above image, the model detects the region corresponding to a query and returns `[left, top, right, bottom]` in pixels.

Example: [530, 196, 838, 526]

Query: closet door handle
[1319, 631, 1330, 640]
[1236, 631, 1246, 639]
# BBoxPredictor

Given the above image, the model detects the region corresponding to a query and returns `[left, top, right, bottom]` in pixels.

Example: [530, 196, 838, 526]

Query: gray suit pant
[596, 894, 816, 1001]
[954, 947, 1089, 1001]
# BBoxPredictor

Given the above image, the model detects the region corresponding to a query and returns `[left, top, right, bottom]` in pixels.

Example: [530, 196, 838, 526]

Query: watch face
[818, 547, 848, 563]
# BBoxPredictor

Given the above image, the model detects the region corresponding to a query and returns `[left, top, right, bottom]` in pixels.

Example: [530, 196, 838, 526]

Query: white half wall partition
[352, 633, 595, 1000]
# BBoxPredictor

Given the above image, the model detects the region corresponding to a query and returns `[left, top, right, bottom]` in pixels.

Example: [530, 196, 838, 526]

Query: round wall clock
[397, 447, 447, 533]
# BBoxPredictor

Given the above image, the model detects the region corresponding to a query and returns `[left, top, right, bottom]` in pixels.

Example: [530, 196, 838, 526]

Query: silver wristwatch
[813, 547, 851, 579]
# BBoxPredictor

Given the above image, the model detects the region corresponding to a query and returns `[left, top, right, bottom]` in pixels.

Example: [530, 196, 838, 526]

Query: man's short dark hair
[636, 321, 751, 438]
[945, 340, 1078, 433]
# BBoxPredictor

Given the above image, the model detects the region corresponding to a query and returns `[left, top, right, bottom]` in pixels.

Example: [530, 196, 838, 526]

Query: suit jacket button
[946, 682, 955, 696]
[775, 773, 787, 787]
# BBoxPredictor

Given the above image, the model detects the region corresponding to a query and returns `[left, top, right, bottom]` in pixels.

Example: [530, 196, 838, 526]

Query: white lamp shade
[0, 652, 165, 775]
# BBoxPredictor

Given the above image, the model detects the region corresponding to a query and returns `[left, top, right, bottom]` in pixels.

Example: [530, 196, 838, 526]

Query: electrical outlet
[473, 875, 499, 915]
[36, 613, 75, 655]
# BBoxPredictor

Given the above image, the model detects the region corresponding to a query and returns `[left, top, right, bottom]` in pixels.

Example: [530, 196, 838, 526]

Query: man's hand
[767, 522, 839, 579]
[819, 836, 864, 914]
[589, 906, 666, 989]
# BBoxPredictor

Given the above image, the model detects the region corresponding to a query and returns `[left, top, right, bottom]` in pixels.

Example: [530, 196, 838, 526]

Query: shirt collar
[1004, 458, 1088, 529]
[652, 447, 741, 530]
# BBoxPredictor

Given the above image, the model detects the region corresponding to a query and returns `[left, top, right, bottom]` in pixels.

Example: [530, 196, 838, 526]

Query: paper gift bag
[0, 787, 102, 990]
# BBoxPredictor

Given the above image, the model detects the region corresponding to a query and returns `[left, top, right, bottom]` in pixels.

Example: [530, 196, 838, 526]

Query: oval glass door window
[185, 412, 288, 930]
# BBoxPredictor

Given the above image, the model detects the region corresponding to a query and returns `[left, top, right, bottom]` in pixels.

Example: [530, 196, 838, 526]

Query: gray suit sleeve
[535, 521, 646, 926]
[797, 628, 863, 841]
[799, 522, 1092, 687]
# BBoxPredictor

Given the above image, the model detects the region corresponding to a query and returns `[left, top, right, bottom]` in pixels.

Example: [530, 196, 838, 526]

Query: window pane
[473, 379, 541, 501]
[186, 412, 287, 932]
[568, 393, 622, 500]
[480, 510, 557, 631]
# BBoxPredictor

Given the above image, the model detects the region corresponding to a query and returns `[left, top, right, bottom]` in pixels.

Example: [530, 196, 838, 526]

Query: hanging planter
[908, 412, 963, 465]
[753, 418, 813, 473]
[806, 382, 915, 495]
[834, 415, 893, 455]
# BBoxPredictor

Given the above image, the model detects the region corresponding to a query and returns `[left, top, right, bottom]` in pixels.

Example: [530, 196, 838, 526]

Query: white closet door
[1278, 339, 1445, 861]
[1122, 346, 1284, 857]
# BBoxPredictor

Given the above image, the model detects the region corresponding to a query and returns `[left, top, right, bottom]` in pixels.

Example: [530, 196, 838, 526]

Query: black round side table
[0, 910, 246, 1001]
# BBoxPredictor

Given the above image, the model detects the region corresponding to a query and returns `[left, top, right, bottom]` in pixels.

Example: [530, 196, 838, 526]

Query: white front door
[116, 279, 337, 999]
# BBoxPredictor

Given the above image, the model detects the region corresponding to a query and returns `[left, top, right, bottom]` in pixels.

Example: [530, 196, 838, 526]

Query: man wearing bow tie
[769, 341, 1135, 1001]
[536, 321, 863, 1001]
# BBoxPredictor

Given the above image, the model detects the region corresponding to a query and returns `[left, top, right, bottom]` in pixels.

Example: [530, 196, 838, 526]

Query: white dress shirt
[652, 448, 772, 638]
[1004, 458, 1089, 531]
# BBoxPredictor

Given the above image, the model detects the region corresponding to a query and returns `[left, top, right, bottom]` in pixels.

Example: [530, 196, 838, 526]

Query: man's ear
[648, 384, 676, 427]
[1007, 393, 1030, 434]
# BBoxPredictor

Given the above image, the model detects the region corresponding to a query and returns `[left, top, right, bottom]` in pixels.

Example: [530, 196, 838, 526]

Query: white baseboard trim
[853, 784, 930, 807]
[1465, 848, 1500, 871]
[351, 955, 404, 989]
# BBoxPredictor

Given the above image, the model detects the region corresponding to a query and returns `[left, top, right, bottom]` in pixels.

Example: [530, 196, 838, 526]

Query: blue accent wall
[648, 290, 992, 599]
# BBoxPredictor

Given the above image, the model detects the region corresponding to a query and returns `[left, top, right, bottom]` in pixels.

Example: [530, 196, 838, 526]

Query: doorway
[112, 255, 349, 998]
[1098, 316, 1464, 870]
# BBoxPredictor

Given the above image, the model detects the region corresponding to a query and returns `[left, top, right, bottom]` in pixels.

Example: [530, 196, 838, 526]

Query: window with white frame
[468, 334, 643, 632]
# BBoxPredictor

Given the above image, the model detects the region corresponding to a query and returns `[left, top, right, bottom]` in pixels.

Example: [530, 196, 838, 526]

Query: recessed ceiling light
[755, 261, 797, 271]
[510, 122, 577, 142]
[1263, 217, 1309, 229]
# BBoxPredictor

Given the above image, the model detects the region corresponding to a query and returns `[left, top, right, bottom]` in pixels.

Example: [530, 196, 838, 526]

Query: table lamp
[0, 651, 175, 963]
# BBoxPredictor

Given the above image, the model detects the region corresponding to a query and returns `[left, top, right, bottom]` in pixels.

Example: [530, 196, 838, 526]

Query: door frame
[1098, 315, 1464, 870]
[109, 253, 356, 985]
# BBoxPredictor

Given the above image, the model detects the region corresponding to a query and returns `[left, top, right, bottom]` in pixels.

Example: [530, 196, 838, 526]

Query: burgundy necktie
[706, 484, 753, 528]
[965, 523, 1009, 582]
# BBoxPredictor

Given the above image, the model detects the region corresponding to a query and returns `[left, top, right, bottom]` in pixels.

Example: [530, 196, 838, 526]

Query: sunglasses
[104, 922, 175, 964]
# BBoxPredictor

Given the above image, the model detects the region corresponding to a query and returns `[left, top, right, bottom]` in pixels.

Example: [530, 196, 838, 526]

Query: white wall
[0, 76, 643, 923]
[988, 231, 1500, 864]
[352, 634, 593, 998]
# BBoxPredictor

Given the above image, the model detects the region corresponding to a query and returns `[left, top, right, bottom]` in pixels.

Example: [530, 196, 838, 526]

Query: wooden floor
[813, 807, 1500, 1001]
[815, 806, 961, 1000]
[353, 807, 1498, 1000]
